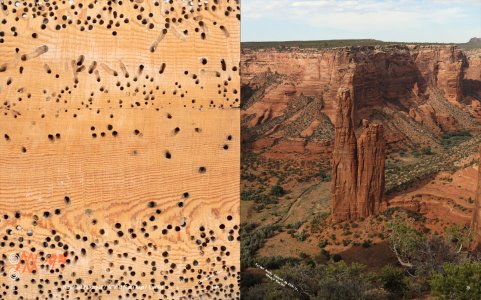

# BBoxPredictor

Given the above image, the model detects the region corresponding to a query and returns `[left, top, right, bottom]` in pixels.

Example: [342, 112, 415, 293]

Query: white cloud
[244, 0, 472, 26]
[242, 0, 480, 42]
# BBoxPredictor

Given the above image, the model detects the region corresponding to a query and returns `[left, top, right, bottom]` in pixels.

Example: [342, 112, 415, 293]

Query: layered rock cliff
[472, 145, 481, 249]
[464, 50, 481, 105]
[241, 45, 481, 161]
[331, 88, 386, 222]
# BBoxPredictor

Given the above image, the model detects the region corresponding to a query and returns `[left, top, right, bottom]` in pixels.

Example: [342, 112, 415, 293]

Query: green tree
[429, 260, 481, 300]
[388, 218, 425, 268]
[270, 185, 284, 197]
[387, 216, 460, 276]
[421, 147, 433, 155]
[444, 225, 472, 253]
[380, 265, 409, 299]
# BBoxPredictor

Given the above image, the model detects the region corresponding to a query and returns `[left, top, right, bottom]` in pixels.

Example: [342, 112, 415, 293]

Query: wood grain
[0, 1, 240, 298]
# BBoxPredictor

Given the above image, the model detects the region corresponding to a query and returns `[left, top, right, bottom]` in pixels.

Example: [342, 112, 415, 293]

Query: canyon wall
[241, 46, 481, 161]
[464, 51, 481, 103]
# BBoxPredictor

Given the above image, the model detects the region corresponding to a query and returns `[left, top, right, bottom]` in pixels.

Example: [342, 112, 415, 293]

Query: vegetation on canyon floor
[241, 209, 481, 299]
[240, 131, 481, 299]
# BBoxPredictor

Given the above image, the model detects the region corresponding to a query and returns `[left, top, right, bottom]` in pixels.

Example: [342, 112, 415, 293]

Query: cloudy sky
[242, 0, 481, 43]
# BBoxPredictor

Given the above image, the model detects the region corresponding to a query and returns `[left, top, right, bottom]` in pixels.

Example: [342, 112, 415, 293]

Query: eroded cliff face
[464, 50, 481, 107]
[472, 146, 481, 249]
[331, 88, 358, 222]
[241, 45, 481, 161]
[331, 89, 386, 222]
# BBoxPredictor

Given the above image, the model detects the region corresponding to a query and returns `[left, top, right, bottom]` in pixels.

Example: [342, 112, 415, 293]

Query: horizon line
[241, 38, 471, 44]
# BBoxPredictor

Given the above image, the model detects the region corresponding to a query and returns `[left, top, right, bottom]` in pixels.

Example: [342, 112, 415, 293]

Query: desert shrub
[318, 239, 328, 248]
[388, 219, 461, 276]
[332, 254, 342, 262]
[241, 271, 264, 289]
[240, 189, 255, 201]
[286, 221, 304, 230]
[362, 240, 372, 248]
[254, 256, 300, 269]
[241, 223, 283, 268]
[319, 170, 331, 182]
[246, 261, 380, 300]
[253, 204, 265, 212]
[241, 189, 278, 204]
[380, 265, 409, 299]
[382, 207, 425, 222]
[444, 225, 472, 251]
[310, 212, 330, 232]
[315, 261, 376, 299]
[270, 185, 285, 197]
[294, 230, 309, 242]
[441, 131, 472, 147]
[429, 260, 481, 300]
[421, 147, 433, 155]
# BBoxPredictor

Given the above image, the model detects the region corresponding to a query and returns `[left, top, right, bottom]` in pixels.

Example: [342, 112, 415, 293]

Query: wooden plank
[0, 1, 240, 298]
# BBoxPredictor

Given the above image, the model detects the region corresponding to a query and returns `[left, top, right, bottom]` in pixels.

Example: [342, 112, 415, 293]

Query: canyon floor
[242, 142, 478, 263]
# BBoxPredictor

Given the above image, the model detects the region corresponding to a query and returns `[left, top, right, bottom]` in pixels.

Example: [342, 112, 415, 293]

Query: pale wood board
[0, 0, 240, 299]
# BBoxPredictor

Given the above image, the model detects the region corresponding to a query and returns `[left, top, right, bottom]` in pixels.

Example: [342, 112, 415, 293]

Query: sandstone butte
[331, 88, 386, 222]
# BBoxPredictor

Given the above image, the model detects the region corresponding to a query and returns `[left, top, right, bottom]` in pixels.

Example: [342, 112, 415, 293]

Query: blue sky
[242, 0, 481, 43]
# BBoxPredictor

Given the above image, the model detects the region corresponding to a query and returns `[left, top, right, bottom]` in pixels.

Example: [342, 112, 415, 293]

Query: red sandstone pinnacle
[471, 145, 481, 249]
[331, 88, 358, 222]
[357, 119, 386, 218]
[331, 89, 386, 222]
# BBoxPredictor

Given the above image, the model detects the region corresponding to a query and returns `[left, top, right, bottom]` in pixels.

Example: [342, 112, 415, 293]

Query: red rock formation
[471, 145, 481, 249]
[241, 45, 479, 161]
[241, 45, 468, 122]
[331, 89, 386, 222]
[464, 50, 481, 105]
[331, 88, 358, 222]
[357, 119, 386, 218]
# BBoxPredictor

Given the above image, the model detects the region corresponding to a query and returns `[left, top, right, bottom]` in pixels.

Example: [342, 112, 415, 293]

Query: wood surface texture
[0, 0, 240, 299]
